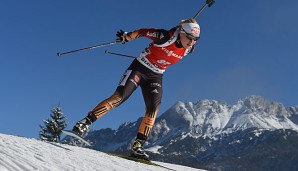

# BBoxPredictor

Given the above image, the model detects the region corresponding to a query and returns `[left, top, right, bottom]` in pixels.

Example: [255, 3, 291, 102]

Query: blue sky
[1, 1, 298, 138]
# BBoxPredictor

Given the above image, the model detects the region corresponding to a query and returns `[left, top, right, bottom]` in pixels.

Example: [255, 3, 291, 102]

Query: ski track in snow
[0, 133, 205, 171]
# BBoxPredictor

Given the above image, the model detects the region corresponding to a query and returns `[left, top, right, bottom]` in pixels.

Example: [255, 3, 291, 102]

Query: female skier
[72, 18, 200, 160]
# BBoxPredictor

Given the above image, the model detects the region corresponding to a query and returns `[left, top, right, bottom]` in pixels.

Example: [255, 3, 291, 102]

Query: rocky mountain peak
[236, 95, 288, 116]
[156, 96, 298, 138]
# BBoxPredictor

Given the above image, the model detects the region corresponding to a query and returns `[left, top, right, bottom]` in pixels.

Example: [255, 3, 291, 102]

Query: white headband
[181, 23, 200, 37]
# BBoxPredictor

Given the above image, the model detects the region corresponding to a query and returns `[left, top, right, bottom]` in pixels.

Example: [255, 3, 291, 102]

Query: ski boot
[72, 112, 97, 136]
[130, 139, 149, 161]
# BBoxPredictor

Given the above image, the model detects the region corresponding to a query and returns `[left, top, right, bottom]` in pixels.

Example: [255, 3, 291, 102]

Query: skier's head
[179, 19, 200, 48]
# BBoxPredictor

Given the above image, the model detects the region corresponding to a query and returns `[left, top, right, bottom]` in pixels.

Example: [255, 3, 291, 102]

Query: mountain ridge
[163, 95, 298, 137]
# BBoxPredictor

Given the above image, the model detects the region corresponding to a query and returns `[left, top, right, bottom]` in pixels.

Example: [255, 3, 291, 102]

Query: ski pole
[193, 0, 215, 19]
[57, 41, 120, 56]
[104, 50, 137, 59]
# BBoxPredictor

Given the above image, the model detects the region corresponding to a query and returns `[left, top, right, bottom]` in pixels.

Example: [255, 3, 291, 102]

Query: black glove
[116, 30, 128, 44]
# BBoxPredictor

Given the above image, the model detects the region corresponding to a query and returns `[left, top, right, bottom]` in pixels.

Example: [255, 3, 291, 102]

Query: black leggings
[91, 60, 163, 141]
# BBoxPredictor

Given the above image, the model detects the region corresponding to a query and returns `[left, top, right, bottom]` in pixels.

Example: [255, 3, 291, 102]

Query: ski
[60, 132, 176, 170]
[62, 130, 92, 146]
[107, 153, 177, 171]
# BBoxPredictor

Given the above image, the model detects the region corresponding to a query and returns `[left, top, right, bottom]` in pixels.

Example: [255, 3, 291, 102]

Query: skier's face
[180, 32, 197, 48]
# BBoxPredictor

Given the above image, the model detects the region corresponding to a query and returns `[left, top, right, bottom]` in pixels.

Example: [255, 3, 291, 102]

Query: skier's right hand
[116, 30, 128, 44]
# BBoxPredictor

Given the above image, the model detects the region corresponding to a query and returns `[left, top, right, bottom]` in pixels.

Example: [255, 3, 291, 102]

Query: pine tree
[39, 105, 67, 142]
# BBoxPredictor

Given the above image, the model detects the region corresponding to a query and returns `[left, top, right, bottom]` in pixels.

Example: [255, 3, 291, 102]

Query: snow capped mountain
[158, 99, 232, 138]
[157, 95, 298, 138]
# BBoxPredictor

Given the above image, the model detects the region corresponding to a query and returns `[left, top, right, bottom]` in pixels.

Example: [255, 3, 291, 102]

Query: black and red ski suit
[90, 27, 195, 141]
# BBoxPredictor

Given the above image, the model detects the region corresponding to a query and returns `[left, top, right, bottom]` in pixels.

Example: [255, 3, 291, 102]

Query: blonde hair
[179, 18, 198, 26]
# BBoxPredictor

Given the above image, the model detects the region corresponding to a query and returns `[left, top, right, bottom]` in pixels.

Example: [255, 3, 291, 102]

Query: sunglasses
[181, 28, 200, 41]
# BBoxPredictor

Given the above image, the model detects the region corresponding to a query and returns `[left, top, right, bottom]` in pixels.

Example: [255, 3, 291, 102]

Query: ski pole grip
[206, 0, 215, 7]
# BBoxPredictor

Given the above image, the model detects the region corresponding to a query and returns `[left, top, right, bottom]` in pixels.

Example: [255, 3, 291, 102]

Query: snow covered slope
[0, 133, 205, 171]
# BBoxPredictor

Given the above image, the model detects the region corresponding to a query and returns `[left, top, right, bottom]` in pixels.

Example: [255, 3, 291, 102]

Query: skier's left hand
[116, 30, 128, 44]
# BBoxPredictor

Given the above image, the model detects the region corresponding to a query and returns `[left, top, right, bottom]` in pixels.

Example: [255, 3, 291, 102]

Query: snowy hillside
[0, 133, 205, 171]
